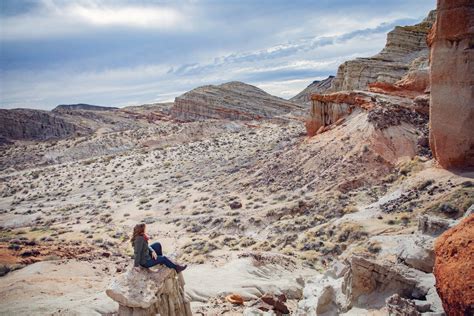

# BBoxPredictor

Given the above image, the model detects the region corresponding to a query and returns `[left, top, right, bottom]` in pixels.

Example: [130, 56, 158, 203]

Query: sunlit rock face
[429, 0, 474, 169]
[329, 11, 436, 92]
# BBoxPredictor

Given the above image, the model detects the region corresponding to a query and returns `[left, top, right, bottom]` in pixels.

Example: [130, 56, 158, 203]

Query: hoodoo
[429, 0, 474, 169]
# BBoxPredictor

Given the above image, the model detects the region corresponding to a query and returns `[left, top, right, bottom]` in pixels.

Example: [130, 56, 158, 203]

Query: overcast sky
[0, 0, 435, 110]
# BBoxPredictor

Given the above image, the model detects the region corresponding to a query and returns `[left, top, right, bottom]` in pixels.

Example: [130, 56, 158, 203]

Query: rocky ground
[0, 101, 472, 314]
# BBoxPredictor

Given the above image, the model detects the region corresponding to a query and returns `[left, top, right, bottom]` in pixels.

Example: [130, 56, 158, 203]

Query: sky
[0, 0, 436, 110]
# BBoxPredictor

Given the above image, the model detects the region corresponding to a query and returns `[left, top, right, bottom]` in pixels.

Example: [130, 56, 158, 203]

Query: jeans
[141, 242, 178, 270]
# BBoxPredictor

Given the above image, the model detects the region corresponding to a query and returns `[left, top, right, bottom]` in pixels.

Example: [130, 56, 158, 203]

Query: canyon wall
[429, 0, 474, 169]
[329, 11, 436, 92]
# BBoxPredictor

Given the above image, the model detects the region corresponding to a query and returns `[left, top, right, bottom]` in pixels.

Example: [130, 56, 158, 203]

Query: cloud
[0, 0, 437, 109]
[0, 0, 190, 40]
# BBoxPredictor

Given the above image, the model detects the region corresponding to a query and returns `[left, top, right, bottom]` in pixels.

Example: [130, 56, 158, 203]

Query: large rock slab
[434, 214, 474, 315]
[429, 0, 474, 168]
[106, 266, 192, 316]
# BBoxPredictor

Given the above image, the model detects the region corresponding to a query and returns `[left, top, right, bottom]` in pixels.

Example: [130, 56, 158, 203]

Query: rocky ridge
[171, 81, 303, 121]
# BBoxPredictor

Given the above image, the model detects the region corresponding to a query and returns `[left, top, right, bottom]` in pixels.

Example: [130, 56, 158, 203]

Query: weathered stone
[106, 266, 192, 316]
[386, 294, 421, 316]
[396, 235, 435, 273]
[434, 214, 474, 315]
[429, 0, 474, 169]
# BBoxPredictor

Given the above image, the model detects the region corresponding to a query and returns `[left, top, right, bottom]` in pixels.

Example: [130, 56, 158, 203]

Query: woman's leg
[149, 242, 163, 256]
[142, 255, 178, 270]
[155, 256, 178, 270]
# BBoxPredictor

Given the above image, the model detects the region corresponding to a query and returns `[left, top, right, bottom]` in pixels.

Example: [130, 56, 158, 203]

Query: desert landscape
[1, 1, 473, 315]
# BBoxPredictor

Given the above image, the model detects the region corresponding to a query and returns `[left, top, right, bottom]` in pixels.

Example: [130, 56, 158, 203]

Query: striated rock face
[329, 11, 436, 92]
[171, 81, 302, 121]
[429, 0, 474, 169]
[434, 214, 474, 315]
[290, 76, 335, 105]
[106, 266, 192, 316]
[0, 109, 87, 141]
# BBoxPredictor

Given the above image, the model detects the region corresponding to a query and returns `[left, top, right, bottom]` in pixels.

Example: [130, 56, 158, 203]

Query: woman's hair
[130, 223, 146, 244]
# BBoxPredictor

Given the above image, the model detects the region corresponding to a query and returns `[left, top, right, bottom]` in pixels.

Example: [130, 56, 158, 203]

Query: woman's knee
[150, 242, 163, 254]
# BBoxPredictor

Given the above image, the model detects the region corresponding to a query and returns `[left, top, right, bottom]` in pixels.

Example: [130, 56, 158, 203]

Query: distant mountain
[290, 76, 335, 105]
[171, 81, 303, 121]
[53, 103, 118, 112]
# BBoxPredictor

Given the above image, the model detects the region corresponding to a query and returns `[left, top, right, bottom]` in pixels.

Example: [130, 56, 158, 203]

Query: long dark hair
[130, 223, 146, 244]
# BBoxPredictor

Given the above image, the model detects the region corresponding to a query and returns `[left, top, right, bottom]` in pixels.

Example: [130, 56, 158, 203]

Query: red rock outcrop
[434, 214, 474, 315]
[305, 92, 374, 136]
[429, 0, 474, 169]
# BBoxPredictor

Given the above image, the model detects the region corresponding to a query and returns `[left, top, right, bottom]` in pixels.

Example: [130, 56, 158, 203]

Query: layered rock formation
[434, 214, 474, 315]
[0, 109, 87, 141]
[290, 76, 334, 105]
[106, 266, 192, 316]
[171, 81, 302, 121]
[429, 0, 474, 169]
[329, 11, 436, 92]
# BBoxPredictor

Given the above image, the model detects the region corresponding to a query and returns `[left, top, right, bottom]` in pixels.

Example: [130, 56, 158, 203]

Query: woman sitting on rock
[131, 223, 187, 273]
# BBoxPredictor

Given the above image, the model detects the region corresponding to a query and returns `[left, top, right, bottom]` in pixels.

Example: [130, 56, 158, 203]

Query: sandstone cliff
[171, 81, 303, 121]
[429, 0, 474, 169]
[290, 76, 334, 105]
[329, 11, 436, 92]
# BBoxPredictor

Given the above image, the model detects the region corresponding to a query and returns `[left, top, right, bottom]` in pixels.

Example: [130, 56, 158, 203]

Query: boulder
[396, 235, 435, 273]
[434, 214, 474, 315]
[106, 266, 192, 316]
[429, 0, 474, 168]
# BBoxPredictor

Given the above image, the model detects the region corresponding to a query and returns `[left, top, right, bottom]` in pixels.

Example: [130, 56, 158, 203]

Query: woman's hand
[134, 266, 141, 272]
[151, 251, 158, 260]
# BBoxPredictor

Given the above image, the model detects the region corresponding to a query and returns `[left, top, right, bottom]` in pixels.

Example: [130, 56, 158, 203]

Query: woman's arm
[133, 237, 144, 267]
